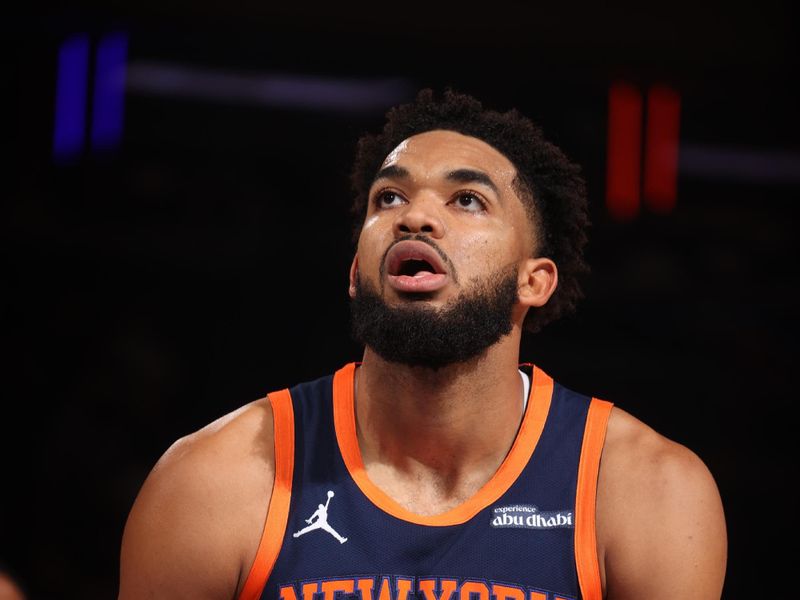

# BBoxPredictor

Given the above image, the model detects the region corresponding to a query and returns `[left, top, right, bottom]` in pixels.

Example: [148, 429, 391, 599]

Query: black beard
[349, 265, 519, 370]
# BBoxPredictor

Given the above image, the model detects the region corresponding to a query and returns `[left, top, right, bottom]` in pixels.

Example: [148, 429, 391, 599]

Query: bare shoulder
[599, 407, 720, 502]
[596, 407, 727, 600]
[119, 398, 275, 600]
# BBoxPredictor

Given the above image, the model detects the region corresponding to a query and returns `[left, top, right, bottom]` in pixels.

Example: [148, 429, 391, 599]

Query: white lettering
[490, 505, 575, 529]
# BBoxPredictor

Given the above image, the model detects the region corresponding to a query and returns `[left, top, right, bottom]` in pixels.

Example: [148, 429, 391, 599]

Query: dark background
[4, 3, 798, 598]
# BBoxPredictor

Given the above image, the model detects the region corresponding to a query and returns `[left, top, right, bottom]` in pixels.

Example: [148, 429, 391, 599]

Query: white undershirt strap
[519, 369, 530, 413]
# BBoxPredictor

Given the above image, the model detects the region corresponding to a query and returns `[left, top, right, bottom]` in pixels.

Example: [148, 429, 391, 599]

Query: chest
[249, 365, 608, 600]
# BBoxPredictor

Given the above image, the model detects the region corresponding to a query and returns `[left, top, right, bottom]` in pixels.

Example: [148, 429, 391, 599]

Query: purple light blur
[680, 144, 800, 184]
[91, 32, 129, 152]
[125, 62, 412, 113]
[53, 34, 90, 163]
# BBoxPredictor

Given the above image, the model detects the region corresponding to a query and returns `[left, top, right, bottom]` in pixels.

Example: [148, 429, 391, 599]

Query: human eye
[373, 189, 406, 209]
[451, 191, 487, 213]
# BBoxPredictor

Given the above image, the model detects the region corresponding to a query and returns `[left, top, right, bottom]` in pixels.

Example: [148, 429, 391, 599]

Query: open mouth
[385, 240, 449, 293]
[397, 259, 437, 277]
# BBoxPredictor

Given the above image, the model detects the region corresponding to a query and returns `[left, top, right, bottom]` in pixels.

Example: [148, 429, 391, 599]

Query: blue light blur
[91, 32, 129, 152]
[53, 34, 90, 163]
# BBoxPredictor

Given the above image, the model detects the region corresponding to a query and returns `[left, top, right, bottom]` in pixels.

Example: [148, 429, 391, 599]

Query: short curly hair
[350, 89, 590, 333]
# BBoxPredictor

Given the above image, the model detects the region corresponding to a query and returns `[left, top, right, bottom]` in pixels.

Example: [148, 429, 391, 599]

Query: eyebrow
[445, 168, 499, 195]
[372, 165, 410, 184]
[371, 165, 500, 196]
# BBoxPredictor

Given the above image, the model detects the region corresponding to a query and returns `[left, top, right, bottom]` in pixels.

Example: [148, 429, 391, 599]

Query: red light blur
[606, 82, 643, 221]
[643, 85, 681, 213]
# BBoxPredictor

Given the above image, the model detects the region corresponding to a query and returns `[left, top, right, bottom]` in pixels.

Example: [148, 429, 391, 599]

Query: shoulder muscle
[118, 398, 275, 600]
[597, 407, 727, 600]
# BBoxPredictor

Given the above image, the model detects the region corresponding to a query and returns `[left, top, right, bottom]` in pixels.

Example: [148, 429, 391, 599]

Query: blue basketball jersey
[239, 363, 612, 600]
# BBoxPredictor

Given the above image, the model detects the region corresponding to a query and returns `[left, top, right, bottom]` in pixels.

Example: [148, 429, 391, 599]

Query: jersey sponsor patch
[490, 504, 573, 529]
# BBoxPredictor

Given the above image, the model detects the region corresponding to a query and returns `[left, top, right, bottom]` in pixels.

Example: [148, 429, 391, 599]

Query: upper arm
[118, 399, 275, 600]
[598, 409, 727, 600]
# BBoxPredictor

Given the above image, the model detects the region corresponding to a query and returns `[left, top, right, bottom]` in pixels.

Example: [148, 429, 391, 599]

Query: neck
[354, 331, 526, 511]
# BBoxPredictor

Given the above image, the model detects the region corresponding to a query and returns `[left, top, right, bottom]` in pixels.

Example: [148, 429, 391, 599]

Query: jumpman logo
[293, 490, 348, 544]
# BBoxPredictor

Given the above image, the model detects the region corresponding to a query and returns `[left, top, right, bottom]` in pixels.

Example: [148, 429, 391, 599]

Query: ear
[348, 254, 359, 298]
[517, 257, 558, 308]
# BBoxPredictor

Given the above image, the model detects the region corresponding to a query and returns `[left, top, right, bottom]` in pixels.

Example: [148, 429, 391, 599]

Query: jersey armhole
[238, 389, 295, 600]
[574, 398, 613, 600]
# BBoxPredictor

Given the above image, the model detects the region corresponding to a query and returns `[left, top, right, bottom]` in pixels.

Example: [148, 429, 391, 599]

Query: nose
[393, 195, 445, 238]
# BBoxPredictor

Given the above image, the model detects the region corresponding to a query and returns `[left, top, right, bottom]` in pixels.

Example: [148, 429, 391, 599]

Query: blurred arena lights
[53, 33, 90, 163]
[679, 145, 800, 184]
[90, 32, 129, 153]
[606, 80, 799, 221]
[52, 31, 129, 164]
[643, 85, 681, 214]
[607, 82, 682, 221]
[125, 62, 414, 114]
[605, 82, 643, 221]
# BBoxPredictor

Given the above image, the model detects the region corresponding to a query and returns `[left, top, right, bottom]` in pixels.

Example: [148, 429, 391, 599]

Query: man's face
[349, 130, 538, 368]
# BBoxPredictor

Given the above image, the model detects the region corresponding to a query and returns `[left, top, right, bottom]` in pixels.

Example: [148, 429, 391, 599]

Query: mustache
[379, 234, 457, 284]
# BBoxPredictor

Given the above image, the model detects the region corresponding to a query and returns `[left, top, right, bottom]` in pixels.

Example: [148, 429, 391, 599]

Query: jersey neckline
[332, 361, 553, 526]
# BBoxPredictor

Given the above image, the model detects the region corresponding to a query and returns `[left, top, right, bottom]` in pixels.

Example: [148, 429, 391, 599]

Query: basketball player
[119, 90, 727, 600]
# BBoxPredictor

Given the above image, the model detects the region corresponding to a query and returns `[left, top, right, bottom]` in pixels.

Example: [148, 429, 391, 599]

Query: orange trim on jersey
[574, 397, 613, 600]
[238, 389, 295, 600]
[333, 362, 553, 526]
